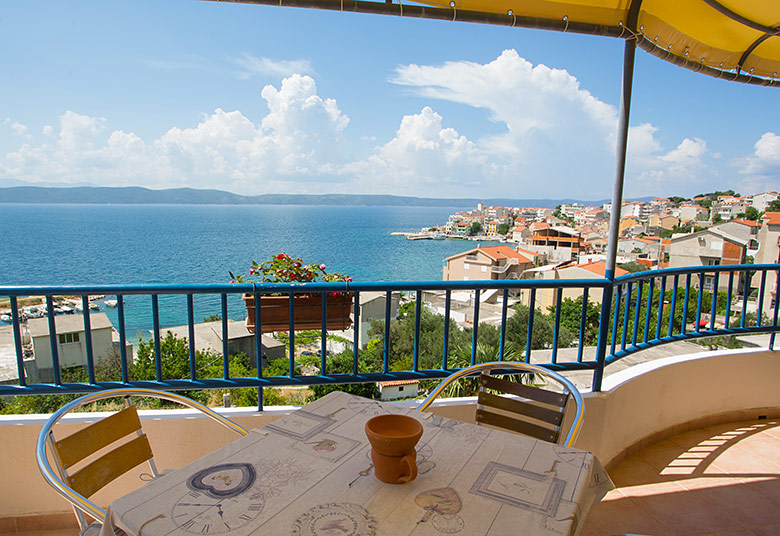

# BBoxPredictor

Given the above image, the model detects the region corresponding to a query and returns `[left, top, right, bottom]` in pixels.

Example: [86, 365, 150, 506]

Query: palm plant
[439, 341, 537, 398]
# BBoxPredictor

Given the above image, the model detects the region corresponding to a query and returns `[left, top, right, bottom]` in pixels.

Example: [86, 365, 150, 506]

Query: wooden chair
[417, 362, 584, 446]
[36, 388, 248, 534]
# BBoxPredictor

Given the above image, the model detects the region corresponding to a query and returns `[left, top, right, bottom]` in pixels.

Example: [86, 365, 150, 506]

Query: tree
[744, 206, 760, 221]
[468, 221, 483, 236]
[767, 200, 780, 212]
[553, 296, 601, 346]
[619, 261, 649, 273]
[505, 303, 574, 351]
[712, 213, 723, 223]
[497, 223, 511, 235]
[308, 349, 380, 399]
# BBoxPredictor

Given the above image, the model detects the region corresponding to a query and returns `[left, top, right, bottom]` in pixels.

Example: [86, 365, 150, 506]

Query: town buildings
[436, 193, 779, 310]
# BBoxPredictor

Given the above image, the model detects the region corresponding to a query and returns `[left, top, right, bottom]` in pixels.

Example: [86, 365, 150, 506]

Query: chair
[417, 362, 584, 446]
[36, 388, 248, 534]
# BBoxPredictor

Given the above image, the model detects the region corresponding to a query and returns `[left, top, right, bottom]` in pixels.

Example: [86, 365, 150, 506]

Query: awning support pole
[593, 38, 636, 391]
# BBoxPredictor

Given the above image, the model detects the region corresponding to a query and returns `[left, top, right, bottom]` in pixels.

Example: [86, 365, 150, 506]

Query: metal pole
[593, 38, 636, 392]
[605, 39, 636, 280]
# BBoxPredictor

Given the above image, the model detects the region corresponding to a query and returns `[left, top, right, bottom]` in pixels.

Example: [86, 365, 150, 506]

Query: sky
[0, 0, 778, 202]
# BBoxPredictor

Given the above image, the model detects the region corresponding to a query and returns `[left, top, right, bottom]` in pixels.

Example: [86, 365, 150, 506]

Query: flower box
[242, 293, 353, 334]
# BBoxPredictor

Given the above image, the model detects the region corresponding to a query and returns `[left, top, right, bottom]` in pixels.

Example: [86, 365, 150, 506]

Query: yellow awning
[214, 0, 780, 86]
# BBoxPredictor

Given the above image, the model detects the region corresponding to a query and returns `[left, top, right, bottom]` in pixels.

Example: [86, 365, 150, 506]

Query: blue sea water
[1, 203, 488, 339]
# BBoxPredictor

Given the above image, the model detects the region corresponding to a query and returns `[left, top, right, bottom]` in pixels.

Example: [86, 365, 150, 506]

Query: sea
[1, 203, 489, 340]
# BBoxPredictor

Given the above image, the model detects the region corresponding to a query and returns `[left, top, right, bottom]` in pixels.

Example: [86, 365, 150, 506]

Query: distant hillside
[0, 185, 646, 208]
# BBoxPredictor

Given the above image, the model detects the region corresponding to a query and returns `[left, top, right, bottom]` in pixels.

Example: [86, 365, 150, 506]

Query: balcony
[0, 263, 778, 533]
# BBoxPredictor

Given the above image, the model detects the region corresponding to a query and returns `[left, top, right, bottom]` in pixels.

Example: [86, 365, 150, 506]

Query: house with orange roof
[746, 191, 779, 212]
[443, 245, 534, 282]
[712, 219, 760, 254]
[510, 223, 529, 243]
[528, 225, 583, 262]
[712, 196, 747, 221]
[617, 237, 662, 260]
[521, 260, 629, 309]
[678, 204, 708, 222]
[619, 216, 640, 234]
[647, 213, 679, 233]
[378, 379, 419, 401]
[669, 228, 747, 292]
[752, 212, 780, 313]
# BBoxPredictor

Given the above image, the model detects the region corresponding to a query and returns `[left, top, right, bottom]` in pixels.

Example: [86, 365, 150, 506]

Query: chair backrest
[51, 403, 154, 501]
[417, 362, 584, 446]
[37, 388, 248, 528]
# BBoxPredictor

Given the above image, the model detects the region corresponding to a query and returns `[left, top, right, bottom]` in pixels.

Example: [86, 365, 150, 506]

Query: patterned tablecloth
[101, 391, 613, 536]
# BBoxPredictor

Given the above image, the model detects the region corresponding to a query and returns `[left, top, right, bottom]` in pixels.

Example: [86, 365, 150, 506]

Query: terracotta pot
[365, 414, 423, 484]
[242, 293, 353, 334]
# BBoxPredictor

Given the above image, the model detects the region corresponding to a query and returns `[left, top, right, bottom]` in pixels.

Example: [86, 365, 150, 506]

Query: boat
[104, 299, 118, 308]
[0, 314, 11, 323]
[23, 306, 44, 318]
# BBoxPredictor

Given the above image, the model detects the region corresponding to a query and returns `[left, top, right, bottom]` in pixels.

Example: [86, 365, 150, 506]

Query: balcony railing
[1, 263, 777, 407]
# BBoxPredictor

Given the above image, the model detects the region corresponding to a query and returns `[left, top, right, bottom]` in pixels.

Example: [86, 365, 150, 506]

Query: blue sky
[1, 0, 778, 201]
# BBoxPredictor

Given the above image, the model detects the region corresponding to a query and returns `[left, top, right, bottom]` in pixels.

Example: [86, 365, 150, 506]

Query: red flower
[277, 254, 286, 260]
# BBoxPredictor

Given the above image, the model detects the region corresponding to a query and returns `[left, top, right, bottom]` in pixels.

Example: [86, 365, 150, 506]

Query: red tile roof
[763, 212, 780, 225]
[560, 260, 628, 277]
[729, 219, 760, 227]
[515, 246, 538, 257]
[480, 246, 533, 263]
[379, 380, 419, 387]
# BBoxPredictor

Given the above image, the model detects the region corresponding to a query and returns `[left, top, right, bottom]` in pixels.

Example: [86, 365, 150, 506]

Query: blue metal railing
[1, 264, 777, 406]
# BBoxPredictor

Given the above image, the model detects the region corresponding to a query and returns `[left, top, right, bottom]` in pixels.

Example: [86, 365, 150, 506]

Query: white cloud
[389, 49, 719, 198]
[1, 52, 762, 199]
[341, 106, 488, 196]
[2, 118, 32, 139]
[235, 53, 313, 79]
[733, 132, 780, 194]
[0, 75, 349, 193]
[740, 132, 780, 176]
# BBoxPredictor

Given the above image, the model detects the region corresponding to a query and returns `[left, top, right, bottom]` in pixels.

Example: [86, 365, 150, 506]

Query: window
[58, 332, 80, 344]
[463, 263, 470, 270]
[481, 265, 487, 273]
[398, 386, 404, 392]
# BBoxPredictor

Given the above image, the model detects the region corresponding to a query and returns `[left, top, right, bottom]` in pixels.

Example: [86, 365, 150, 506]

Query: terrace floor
[581, 418, 780, 536]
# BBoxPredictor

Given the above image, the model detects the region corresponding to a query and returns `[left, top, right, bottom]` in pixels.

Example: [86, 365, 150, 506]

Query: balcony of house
[0, 263, 778, 534]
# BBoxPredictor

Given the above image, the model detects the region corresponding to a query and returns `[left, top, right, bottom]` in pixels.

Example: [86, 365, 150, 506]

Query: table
[101, 391, 613, 536]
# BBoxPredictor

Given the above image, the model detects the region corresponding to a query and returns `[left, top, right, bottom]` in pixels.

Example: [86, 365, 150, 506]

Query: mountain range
[0, 185, 650, 208]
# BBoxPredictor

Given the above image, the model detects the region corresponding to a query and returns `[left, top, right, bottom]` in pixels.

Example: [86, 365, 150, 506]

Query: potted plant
[230, 254, 353, 334]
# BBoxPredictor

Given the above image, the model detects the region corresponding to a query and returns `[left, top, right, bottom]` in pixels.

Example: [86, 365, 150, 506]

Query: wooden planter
[242, 293, 353, 334]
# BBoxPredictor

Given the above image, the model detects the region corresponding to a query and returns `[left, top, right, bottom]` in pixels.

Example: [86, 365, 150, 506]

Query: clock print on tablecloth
[172, 463, 263, 534]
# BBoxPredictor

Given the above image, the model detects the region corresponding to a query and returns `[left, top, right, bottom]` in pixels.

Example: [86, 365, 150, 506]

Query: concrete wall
[2, 347, 779, 521]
